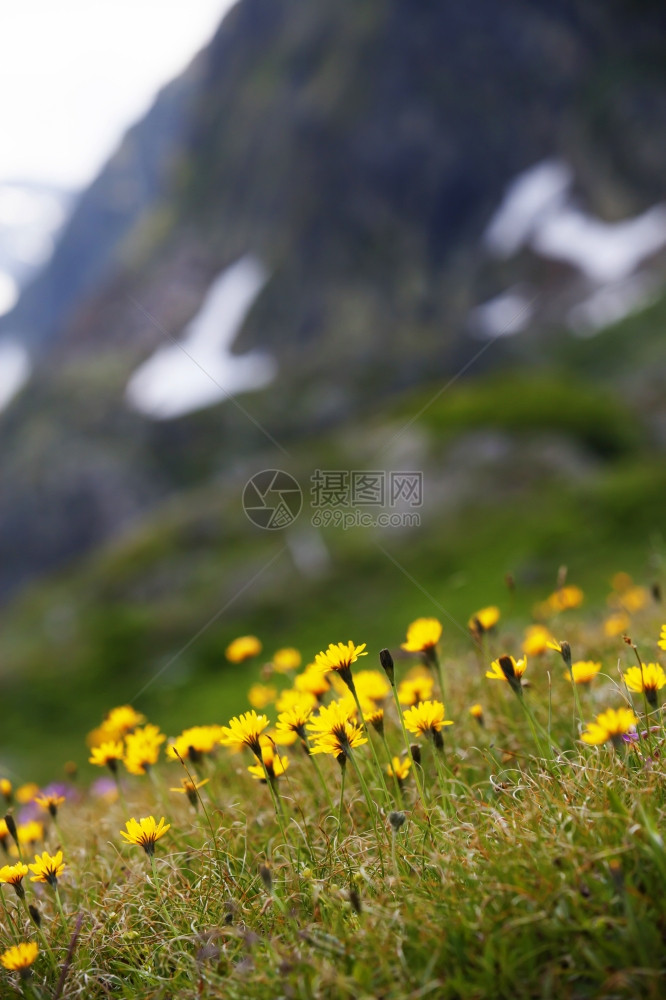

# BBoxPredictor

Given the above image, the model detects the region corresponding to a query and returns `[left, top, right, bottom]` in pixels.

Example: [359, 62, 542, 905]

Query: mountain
[1, 0, 666, 602]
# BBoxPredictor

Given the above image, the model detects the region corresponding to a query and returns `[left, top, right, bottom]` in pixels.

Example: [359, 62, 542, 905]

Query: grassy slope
[1, 587, 665, 998]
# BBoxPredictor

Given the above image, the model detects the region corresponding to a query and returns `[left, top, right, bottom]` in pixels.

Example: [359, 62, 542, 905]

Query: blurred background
[1, 0, 665, 778]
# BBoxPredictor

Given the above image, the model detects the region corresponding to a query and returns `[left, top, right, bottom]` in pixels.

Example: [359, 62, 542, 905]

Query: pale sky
[0, 0, 237, 189]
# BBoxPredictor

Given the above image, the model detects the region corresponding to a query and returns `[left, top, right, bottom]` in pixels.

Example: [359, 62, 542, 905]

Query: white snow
[483, 160, 571, 258]
[0, 270, 18, 317]
[532, 203, 666, 284]
[479, 159, 666, 337]
[468, 287, 534, 339]
[567, 274, 659, 337]
[126, 254, 276, 420]
[0, 339, 31, 412]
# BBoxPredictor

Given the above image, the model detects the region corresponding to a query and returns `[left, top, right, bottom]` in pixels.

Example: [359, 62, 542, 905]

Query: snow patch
[0, 339, 31, 413]
[126, 255, 276, 420]
[468, 287, 534, 339]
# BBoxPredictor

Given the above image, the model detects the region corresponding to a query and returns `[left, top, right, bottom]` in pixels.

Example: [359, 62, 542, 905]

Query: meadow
[0, 573, 665, 998]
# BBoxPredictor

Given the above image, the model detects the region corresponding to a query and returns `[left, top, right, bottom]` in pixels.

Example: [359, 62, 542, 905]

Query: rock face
[1, 0, 666, 599]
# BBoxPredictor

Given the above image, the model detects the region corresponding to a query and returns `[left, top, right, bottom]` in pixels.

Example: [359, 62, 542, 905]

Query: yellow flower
[613, 585, 648, 614]
[468, 606, 500, 633]
[123, 725, 166, 776]
[469, 704, 484, 724]
[169, 778, 209, 807]
[219, 711, 269, 758]
[276, 688, 317, 713]
[0, 941, 38, 974]
[247, 684, 277, 709]
[294, 665, 331, 699]
[354, 670, 390, 704]
[0, 779, 12, 803]
[403, 700, 453, 747]
[0, 862, 28, 896]
[306, 701, 367, 758]
[89, 705, 146, 746]
[364, 706, 384, 733]
[17, 822, 43, 848]
[314, 641, 368, 680]
[398, 673, 435, 707]
[568, 661, 602, 685]
[522, 625, 554, 656]
[0, 820, 9, 847]
[272, 647, 302, 673]
[247, 742, 290, 782]
[623, 663, 666, 706]
[226, 635, 262, 663]
[33, 794, 65, 818]
[581, 708, 637, 746]
[401, 618, 442, 654]
[89, 740, 125, 772]
[604, 613, 630, 638]
[15, 783, 39, 805]
[119, 816, 170, 856]
[276, 698, 315, 739]
[486, 655, 528, 687]
[547, 585, 584, 612]
[166, 725, 223, 764]
[28, 850, 65, 886]
[658, 625, 666, 651]
[387, 756, 411, 782]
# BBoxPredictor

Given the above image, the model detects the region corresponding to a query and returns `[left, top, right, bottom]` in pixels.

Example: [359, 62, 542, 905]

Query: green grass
[1, 587, 665, 997]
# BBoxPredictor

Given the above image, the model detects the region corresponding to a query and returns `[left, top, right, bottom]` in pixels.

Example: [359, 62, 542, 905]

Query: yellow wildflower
[398, 673, 435, 707]
[387, 756, 411, 782]
[89, 740, 125, 772]
[547, 585, 584, 612]
[272, 647, 302, 673]
[658, 625, 666, 651]
[33, 794, 65, 819]
[522, 624, 554, 656]
[219, 711, 269, 758]
[403, 700, 453, 748]
[276, 698, 315, 740]
[0, 941, 38, 975]
[581, 708, 637, 747]
[354, 670, 390, 704]
[568, 661, 602, 685]
[166, 725, 223, 764]
[469, 704, 484, 725]
[0, 862, 28, 897]
[401, 618, 442, 654]
[28, 850, 65, 886]
[226, 635, 262, 663]
[294, 665, 331, 699]
[307, 701, 367, 758]
[17, 822, 43, 848]
[247, 684, 277, 709]
[0, 779, 12, 803]
[169, 778, 209, 808]
[604, 613, 630, 638]
[623, 663, 666, 706]
[119, 816, 170, 856]
[486, 655, 528, 690]
[247, 743, 290, 782]
[124, 725, 165, 776]
[468, 606, 500, 633]
[15, 783, 39, 805]
[314, 641, 368, 688]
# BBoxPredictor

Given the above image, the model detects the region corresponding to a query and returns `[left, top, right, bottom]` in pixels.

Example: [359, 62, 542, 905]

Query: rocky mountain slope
[1, 0, 666, 601]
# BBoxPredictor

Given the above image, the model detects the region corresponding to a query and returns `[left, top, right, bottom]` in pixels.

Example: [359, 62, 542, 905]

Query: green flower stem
[337, 763, 346, 836]
[346, 747, 386, 875]
[390, 683, 427, 810]
[348, 685, 391, 806]
[380, 733, 404, 805]
[302, 739, 336, 816]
